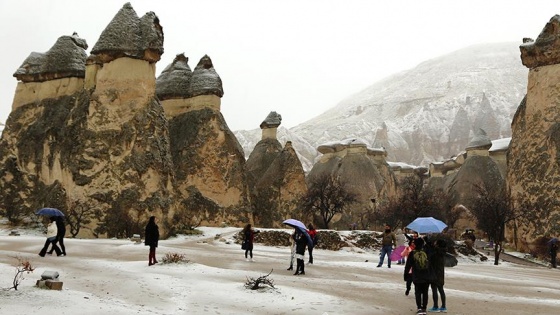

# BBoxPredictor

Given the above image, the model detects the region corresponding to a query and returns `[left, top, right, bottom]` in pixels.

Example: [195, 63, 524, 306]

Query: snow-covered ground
[1, 226, 559, 315]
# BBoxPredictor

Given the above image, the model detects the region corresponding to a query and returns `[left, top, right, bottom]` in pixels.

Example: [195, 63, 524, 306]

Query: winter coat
[55, 217, 66, 237]
[295, 231, 307, 255]
[396, 231, 407, 247]
[430, 246, 446, 286]
[144, 222, 159, 248]
[404, 249, 434, 284]
[243, 229, 259, 250]
[46, 222, 58, 239]
[378, 231, 397, 247]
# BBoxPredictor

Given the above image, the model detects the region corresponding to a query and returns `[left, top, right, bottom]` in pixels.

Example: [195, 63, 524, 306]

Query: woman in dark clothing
[144, 216, 159, 266]
[293, 229, 307, 275]
[404, 237, 433, 315]
[428, 239, 447, 313]
[242, 224, 260, 261]
[48, 216, 66, 256]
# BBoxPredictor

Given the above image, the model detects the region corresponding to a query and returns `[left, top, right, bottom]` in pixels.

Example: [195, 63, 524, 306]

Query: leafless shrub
[161, 252, 189, 264]
[4, 256, 34, 291]
[244, 269, 275, 290]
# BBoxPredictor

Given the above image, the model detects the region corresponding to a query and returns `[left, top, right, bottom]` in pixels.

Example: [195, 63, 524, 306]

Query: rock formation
[308, 138, 398, 229]
[0, 2, 264, 236]
[510, 15, 560, 250]
[252, 141, 308, 227]
[428, 129, 505, 231]
[245, 112, 283, 191]
[245, 112, 308, 227]
[156, 53, 249, 227]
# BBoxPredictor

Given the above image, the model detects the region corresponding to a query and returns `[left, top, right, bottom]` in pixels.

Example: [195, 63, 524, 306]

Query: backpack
[413, 249, 430, 270]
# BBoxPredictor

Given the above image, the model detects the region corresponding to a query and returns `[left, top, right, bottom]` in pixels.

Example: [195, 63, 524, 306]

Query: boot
[300, 259, 305, 275]
[287, 264, 293, 270]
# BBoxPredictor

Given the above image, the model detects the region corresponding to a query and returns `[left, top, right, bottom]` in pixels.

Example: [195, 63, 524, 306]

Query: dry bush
[244, 269, 275, 290]
[161, 252, 189, 264]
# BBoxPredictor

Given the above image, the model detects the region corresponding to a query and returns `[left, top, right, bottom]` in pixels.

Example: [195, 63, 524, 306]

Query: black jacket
[404, 249, 434, 284]
[144, 222, 159, 247]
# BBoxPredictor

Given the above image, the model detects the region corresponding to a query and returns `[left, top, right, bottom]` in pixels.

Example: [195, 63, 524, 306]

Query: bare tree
[469, 183, 521, 265]
[302, 173, 357, 229]
[373, 176, 447, 229]
[3, 256, 34, 291]
[66, 200, 97, 238]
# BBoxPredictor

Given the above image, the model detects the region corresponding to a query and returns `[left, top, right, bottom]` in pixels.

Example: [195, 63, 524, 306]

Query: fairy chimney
[509, 15, 560, 250]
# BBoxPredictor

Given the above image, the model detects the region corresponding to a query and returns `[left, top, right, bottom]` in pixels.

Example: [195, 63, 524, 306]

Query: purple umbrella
[390, 245, 406, 261]
[283, 219, 313, 249]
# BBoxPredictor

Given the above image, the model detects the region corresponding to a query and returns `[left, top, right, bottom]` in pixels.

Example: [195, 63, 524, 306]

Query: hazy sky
[0, 0, 558, 131]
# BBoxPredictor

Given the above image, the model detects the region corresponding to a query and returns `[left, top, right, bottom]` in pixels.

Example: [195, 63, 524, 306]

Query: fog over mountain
[235, 42, 528, 170]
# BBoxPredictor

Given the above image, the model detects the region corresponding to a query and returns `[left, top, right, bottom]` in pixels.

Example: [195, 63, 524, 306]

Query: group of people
[38, 216, 67, 257]
[377, 224, 448, 315]
[241, 222, 318, 276]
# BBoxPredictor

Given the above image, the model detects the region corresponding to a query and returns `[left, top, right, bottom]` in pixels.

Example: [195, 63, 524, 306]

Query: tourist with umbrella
[38, 216, 62, 257]
[47, 216, 67, 256]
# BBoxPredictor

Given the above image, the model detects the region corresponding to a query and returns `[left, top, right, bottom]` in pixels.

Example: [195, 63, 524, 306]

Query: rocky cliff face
[509, 15, 560, 250]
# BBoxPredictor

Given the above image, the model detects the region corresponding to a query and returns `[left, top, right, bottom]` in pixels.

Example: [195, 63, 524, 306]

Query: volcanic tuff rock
[90, 2, 164, 63]
[307, 138, 398, 229]
[156, 52, 249, 226]
[252, 141, 308, 227]
[155, 53, 193, 101]
[0, 3, 189, 238]
[13, 33, 88, 83]
[510, 15, 560, 250]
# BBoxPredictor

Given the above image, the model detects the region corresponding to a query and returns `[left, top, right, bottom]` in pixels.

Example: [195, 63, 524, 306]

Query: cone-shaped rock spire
[13, 33, 88, 82]
[187, 55, 224, 97]
[156, 53, 192, 100]
[91, 2, 163, 63]
[466, 128, 492, 150]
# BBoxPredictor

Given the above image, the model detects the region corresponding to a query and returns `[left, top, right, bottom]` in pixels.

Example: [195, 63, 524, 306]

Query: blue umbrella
[406, 217, 447, 234]
[283, 219, 314, 249]
[36, 207, 65, 217]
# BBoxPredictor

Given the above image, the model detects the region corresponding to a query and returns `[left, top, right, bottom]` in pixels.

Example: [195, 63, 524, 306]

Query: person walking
[549, 237, 558, 268]
[293, 229, 307, 275]
[402, 240, 416, 295]
[39, 217, 62, 257]
[404, 238, 433, 315]
[47, 216, 66, 256]
[307, 223, 317, 264]
[242, 224, 260, 261]
[144, 216, 159, 266]
[376, 224, 397, 268]
[428, 239, 447, 313]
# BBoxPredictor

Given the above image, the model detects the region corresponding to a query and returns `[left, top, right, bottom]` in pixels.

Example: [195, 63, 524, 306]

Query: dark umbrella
[444, 253, 458, 267]
[36, 207, 65, 217]
[282, 219, 313, 249]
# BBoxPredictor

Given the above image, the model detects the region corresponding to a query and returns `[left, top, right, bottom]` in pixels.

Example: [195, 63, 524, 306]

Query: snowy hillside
[235, 42, 528, 168]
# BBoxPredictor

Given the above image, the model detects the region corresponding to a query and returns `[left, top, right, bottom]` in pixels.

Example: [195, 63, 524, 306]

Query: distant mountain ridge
[235, 42, 528, 169]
